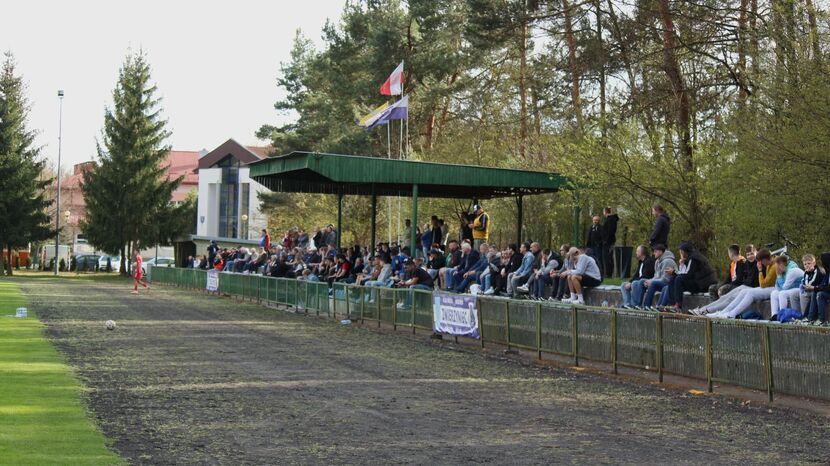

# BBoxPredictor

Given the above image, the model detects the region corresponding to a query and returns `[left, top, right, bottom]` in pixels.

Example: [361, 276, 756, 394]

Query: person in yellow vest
[468, 204, 490, 250]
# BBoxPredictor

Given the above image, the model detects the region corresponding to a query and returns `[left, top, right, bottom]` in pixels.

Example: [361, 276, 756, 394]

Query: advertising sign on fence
[206, 269, 219, 292]
[432, 291, 480, 338]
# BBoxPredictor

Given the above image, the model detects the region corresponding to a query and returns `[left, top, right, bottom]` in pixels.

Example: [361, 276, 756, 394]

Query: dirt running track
[17, 277, 830, 465]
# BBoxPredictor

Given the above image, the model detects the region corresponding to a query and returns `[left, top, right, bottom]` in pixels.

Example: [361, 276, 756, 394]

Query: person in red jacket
[132, 251, 150, 294]
[260, 229, 271, 251]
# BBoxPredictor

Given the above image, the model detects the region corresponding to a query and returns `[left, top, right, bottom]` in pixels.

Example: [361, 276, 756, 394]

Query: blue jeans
[534, 274, 552, 298]
[454, 272, 481, 293]
[643, 279, 669, 307]
[809, 291, 830, 322]
[621, 280, 644, 307]
[403, 284, 432, 307]
[444, 267, 457, 289]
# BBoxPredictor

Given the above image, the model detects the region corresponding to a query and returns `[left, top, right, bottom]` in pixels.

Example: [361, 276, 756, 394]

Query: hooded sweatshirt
[653, 250, 677, 282]
[775, 260, 803, 290]
[678, 243, 718, 290]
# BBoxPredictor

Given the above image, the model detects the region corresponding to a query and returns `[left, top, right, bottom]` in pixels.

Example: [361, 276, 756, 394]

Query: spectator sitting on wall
[453, 243, 489, 293]
[426, 248, 446, 279]
[530, 249, 560, 300]
[714, 244, 746, 298]
[563, 247, 602, 305]
[691, 244, 759, 316]
[506, 242, 534, 297]
[804, 252, 830, 325]
[658, 242, 717, 311]
[621, 245, 655, 309]
[449, 242, 480, 291]
[550, 244, 573, 300]
[767, 255, 805, 320]
[479, 245, 503, 295]
[782, 254, 823, 317]
[641, 245, 677, 309]
[438, 240, 461, 289]
[707, 248, 778, 319]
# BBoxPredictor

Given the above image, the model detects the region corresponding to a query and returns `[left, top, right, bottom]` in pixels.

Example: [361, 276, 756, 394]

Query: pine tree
[0, 52, 53, 276]
[81, 51, 181, 274]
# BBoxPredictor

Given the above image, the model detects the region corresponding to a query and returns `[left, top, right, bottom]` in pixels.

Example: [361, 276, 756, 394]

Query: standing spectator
[312, 226, 324, 249]
[648, 204, 671, 248]
[420, 223, 433, 258]
[324, 225, 337, 248]
[438, 219, 448, 246]
[602, 207, 619, 278]
[459, 211, 473, 245]
[259, 229, 271, 251]
[586, 215, 604, 276]
[402, 219, 412, 249]
[622, 245, 655, 308]
[468, 204, 490, 250]
[207, 240, 219, 266]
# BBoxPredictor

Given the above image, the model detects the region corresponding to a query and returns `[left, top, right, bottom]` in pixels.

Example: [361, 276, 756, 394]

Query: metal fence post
[572, 306, 579, 366]
[478, 298, 485, 348]
[536, 303, 542, 360]
[392, 290, 397, 331]
[705, 319, 714, 393]
[504, 301, 511, 350]
[611, 309, 618, 375]
[762, 326, 774, 402]
[656, 313, 664, 383]
[410, 289, 416, 333]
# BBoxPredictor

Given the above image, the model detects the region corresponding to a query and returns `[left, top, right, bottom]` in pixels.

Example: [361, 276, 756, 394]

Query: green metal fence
[149, 266, 830, 403]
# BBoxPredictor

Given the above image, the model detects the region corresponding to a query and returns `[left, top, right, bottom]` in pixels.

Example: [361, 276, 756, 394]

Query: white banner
[432, 291, 480, 338]
[206, 269, 219, 292]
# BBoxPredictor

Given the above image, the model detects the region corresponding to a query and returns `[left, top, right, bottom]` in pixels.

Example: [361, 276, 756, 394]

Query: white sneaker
[517, 285, 529, 292]
[483, 287, 495, 295]
[689, 307, 707, 316]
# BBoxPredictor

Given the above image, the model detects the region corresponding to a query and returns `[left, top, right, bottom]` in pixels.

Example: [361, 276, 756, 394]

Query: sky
[1, 0, 346, 169]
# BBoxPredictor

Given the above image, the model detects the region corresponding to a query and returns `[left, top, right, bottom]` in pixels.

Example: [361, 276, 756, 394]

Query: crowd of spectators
[180, 201, 827, 325]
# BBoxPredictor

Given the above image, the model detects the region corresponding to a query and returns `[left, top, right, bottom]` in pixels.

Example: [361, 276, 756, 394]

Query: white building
[196, 139, 271, 241]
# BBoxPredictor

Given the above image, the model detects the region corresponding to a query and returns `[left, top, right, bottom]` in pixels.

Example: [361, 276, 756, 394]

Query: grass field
[0, 280, 121, 465]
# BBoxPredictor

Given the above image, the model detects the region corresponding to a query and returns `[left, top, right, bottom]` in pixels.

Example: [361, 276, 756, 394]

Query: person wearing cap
[426, 248, 446, 279]
[396, 259, 435, 308]
[468, 204, 490, 250]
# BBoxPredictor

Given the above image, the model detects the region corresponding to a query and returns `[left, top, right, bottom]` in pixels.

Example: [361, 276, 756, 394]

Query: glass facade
[216, 156, 239, 238]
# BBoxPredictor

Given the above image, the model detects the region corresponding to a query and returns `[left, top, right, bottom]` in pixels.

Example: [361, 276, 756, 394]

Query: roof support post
[516, 194, 524, 246]
[572, 190, 581, 246]
[411, 184, 418, 256]
[337, 191, 343, 250]
[370, 185, 377, 253]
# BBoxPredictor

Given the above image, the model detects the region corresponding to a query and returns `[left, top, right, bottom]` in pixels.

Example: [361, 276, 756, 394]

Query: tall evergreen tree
[0, 52, 53, 276]
[81, 51, 184, 274]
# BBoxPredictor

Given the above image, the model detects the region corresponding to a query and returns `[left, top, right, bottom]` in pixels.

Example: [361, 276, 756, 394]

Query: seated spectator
[453, 243, 489, 293]
[450, 242, 481, 291]
[438, 240, 462, 289]
[641, 245, 677, 309]
[396, 259, 435, 308]
[550, 244, 572, 300]
[691, 244, 759, 316]
[660, 242, 717, 311]
[495, 244, 522, 295]
[426, 249, 446, 279]
[198, 255, 208, 270]
[622, 245, 655, 308]
[479, 245, 502, 295]
[708, 248, 779, 319]
[531, 249, 560, 299]
[327, 254, 351, 287]
[563, 247, 602, 304]
[779, 254, 823, 315]
[768, 256, 804, 319]
[269, 255, 295, 278]
[805, 252, 830, 325]
[507, 242, 535, 297]
[185, 255, 195, 268]
[716, 244, 746, 298]
[364, 256, 393, 287]
[518, 245, 547, 295]
[392, 247, 411, 278]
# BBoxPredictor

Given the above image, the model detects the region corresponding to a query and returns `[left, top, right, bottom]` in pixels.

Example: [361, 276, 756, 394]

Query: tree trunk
[737, 0, 749, 104]
[594, 0, 606, 141]
[656, 0, 712, 251]
[562, 0, 584, 131]
[518, 1, 529, 158]
[805, 0, 821, 62]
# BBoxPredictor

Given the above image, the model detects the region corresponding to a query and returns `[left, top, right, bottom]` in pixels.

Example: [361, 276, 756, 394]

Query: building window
[215, 156, 239, 238]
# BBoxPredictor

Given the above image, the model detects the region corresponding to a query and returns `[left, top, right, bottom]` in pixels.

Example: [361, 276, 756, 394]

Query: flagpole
[387, 122, 392, 245]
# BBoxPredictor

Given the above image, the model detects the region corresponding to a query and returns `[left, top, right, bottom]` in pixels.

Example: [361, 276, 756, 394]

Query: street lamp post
[54, 90, 64, 275]
[241, 214, 249, 240]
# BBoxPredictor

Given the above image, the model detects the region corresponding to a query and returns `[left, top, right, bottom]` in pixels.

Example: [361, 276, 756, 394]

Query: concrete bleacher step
[583, 286, 772, 319]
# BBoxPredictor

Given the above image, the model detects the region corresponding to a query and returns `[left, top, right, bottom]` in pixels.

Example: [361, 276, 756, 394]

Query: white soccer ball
[105, 320, 116, 331]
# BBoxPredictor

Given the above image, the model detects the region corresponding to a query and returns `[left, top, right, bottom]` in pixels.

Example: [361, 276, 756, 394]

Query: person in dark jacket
[804, 252, 830, 324]
[497, 244, 524, 294]
[664, 242, 717, 311]
[586, 216, 604, 276]
[715, 244, 746, 298]
[622, 245, 655, 308]
[602, 207, 619, 278]
[648, 204, 671, 248]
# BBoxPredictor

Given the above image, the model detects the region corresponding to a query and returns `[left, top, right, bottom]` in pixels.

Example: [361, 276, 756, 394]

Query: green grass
[0, 280, 121, 465]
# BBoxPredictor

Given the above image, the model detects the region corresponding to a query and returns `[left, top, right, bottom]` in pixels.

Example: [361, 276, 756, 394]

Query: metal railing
[150, 266, 830, 403]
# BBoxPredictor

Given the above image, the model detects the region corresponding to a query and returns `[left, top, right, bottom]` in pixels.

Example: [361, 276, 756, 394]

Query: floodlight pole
[54, 90, 64, 275]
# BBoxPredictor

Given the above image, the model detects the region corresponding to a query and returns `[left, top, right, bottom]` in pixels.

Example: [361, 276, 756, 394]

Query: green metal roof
[249, 152, 569, 199]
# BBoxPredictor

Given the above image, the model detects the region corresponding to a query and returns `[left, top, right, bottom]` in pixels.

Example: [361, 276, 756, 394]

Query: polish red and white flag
[380, 61, 404, 96]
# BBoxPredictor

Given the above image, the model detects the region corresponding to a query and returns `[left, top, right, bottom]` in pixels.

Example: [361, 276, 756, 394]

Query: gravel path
[19, 277, 830, 465]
